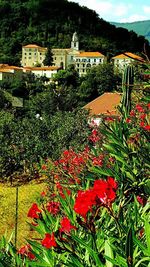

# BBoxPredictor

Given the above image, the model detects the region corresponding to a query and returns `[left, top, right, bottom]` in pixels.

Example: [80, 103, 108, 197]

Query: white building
[74, 52, 105, 76]
[112, 52, 144, 72]
[23, 66, 61, 79]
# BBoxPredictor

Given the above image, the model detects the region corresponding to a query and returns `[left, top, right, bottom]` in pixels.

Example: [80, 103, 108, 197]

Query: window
[94, 59, 96, 62]
[29, 52, 31, 55]
[29, 56, 31, 59]
[99, 58, 101, 62]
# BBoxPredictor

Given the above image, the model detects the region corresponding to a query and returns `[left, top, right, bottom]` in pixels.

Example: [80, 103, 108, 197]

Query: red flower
[18, 244, 35, 260]
[143, 125, 150, 131]
[74, 189, 96, 218]
[130, 110, 135, 117]
[105, 117, 114, 122]
[137, 196, 147, 206]
[41, 191, 46, 197]
[140, 113, 146, 120]
[93, 178, 117, 205]
[136, 104, 144, 113]
[41, 164, 47, 170]
[59, 217, 76, 233]
[27, 203, 42, 219]
[107, 176, 118, 190]
[140, 121, 145, 127]
[41, 233, 57, 249]
[74, 177, 118, 218]
[46, 201, 60, 215]
[126, 118, 131, 123]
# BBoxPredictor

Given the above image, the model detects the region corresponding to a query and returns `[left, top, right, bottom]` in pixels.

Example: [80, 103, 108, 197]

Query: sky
[68, 0, 150, 23]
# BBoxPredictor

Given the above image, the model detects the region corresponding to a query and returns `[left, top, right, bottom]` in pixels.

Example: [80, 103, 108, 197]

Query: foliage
[0, 109, 90, 180]
[79, 63, 121, 103]
[43, 46, 53, 66]
[2, 94, 148, 266]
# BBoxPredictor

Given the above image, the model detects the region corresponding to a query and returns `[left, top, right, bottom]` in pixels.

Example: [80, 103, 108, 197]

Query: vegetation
[0, 78, 149, 266]
[0, 0, 149, 65]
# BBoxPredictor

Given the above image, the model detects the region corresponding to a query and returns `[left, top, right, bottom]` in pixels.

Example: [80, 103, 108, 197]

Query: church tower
[71, 32, 79, 51]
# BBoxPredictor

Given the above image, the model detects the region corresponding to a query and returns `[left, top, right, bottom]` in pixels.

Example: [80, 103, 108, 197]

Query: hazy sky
[68, 0, 150, 22]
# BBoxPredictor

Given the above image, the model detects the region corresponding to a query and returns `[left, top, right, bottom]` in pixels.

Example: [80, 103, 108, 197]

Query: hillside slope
[111, 20, 150, 43]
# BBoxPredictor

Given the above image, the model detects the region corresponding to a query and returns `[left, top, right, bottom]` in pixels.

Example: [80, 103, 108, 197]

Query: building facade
[112, 52, 144, 72]
[21, 44, 47, 67]
[74, 52, 105, 76]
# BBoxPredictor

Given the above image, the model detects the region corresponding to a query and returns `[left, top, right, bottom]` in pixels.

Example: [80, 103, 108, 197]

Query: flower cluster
[74, 177, 117, 218]
[126, 102, 150, 131]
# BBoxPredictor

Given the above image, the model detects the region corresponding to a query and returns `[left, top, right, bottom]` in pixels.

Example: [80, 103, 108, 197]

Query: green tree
[79, 63, 120, 104]
[43, 46, 53, 66]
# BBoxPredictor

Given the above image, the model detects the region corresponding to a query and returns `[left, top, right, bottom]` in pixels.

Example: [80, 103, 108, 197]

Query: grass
[0, 180, 46, 248]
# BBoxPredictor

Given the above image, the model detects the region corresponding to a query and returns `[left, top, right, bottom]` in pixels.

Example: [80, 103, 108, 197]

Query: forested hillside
[0, 0, 149, 65]
[111, 20, 150, 43]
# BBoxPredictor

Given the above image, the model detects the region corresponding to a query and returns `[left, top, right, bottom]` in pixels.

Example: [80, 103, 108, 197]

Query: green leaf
[133, 236, 150, 256]
[71, 234, 104, 266]
[144, 219, 150, 254]
[105, 239, 114, 267]
[125, 227, 133, 267]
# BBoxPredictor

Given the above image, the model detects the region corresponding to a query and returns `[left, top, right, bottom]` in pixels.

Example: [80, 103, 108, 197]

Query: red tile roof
[77, 52, 105, 57]
[112, 52, 144, 61]
[23, 44, 42, 48]
[84, 93, 122, 116]
[23, 66, 61, 71]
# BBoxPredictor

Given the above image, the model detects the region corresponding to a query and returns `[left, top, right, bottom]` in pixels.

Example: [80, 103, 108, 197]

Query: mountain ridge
[110, 20, 150, 43]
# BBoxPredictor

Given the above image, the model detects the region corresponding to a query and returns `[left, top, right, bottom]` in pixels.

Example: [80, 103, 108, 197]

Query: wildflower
[136, 104, 144, 113]
[126, 118, 131, 123]
[140, 113, 146, 120]
[46, 201, 60, 215]
[143, 125, 150, 131]
[27, 203, 42, 219]
[41, 164, 47, 170]
[137, 196, 147, 206]
[41, 191, 46, 197]
[41, 233, 57, 249]
[130, 110, 135, 117]
[74, 189, 96, 218]
[93, 177, 117, 205]
[18, 244, 35, 260]
[59, 217, 76, 233]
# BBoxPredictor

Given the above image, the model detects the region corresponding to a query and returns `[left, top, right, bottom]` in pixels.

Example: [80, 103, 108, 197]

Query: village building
[74, 51, 105, 76]
[112, 52, 144, 72]
[0, 65, 23, 82]
[23, 66, 61, 79]
[21, 32, 105, 76]
[83, 92, 122, 124]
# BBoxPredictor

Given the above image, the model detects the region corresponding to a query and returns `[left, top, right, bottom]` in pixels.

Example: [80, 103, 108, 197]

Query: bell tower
[71, 32, 79, 51]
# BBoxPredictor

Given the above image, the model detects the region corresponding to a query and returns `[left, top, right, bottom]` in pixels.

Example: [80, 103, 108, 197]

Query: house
[0, 65, 23, 82]
[23, 66, 61, 79]
[112, 52, 144, 72]
[74, 52, 105, 77]
[83, 92, 122, 124]
[21, 44, 47, 67]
